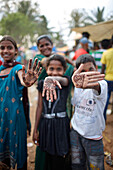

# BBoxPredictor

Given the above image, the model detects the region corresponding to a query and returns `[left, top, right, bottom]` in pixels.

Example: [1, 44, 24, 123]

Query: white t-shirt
[71, 80, 107, 140]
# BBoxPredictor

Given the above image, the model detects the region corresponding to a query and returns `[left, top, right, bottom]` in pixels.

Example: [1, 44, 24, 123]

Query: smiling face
[46, 60, 65, 76]
[0, 40, 17, 62]
[38, 38, 53, 57]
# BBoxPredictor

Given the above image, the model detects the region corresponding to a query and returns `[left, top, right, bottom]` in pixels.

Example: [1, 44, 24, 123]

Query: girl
[0, 35, 41, 170]
[34, 35, 74, 170]
[33, 54, 71, 170]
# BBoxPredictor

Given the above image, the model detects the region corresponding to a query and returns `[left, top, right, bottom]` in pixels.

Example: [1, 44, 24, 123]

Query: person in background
[33, 54, 71, 170]
[69, 45, 76, 60]
[90, 39, 110, 72]
[71, 54, 107, 170]
[101, 35, 113, 121]
[72, 37, 88, 61]
[0, 35, 41, 170]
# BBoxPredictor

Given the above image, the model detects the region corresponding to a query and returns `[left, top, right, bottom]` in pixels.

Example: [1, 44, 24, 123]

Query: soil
[27, 84, 113, 170]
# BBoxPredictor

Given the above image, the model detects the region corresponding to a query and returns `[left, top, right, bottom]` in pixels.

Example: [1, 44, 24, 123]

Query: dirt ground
[27, 84, 113, 170]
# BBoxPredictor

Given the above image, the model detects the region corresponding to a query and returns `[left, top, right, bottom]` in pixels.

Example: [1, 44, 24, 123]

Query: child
[0, 35, 41, 170]
[33, 54, 71, 170]
[34, 35, 74, 170]
[70, 54, 107, 170]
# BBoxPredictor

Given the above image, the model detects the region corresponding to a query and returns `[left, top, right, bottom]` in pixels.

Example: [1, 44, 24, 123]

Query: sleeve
[93, 80, 107, 102]
[15, 64, 23, 73]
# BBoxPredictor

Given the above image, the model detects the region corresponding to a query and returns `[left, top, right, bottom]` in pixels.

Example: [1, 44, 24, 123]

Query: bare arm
[33, 91, 43, 145]
[64, 56, 75, 66]
[101, 64, 106, 74]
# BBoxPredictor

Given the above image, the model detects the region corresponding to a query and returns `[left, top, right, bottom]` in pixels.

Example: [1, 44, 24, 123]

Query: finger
[28, 58, 32, 70]
[22, 65, 26, 78]
[55, 80, 62, 89]
[88, 77, 104, 83]
[50, 90, 53, 102]
[46, 90, 50, 101]
[81, 71, 100, 76]
[42, 87, 46, 97]
[53, 89, 57, 100]
[35, 61, 40, 72]
[35, 67, 42, 79]
[87, 82, 99, 87]
[73, 64, 85, 74]
[32, 58, 38, 71]
[88, 74, 105, 79]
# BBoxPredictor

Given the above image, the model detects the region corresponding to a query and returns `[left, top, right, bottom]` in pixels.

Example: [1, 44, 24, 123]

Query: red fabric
[72, 48, 88, 61]
[0, 60, 2, 66]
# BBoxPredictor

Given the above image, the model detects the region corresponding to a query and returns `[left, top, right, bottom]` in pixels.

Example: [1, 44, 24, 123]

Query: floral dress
[0, 65, 27, 169]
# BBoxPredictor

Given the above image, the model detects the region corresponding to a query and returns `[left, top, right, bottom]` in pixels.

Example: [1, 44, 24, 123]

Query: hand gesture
[22, 58, 42, 87]
[33, 130, 39, 146]
[42, 77, 62, 102]
[72, 64, 105, 88]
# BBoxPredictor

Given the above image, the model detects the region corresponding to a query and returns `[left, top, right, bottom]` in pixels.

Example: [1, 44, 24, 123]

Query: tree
[17, 1, 40, 21]
[0, 12, 36, 45]
[86, 7, 105, 24]
[69, 9, 88, 29]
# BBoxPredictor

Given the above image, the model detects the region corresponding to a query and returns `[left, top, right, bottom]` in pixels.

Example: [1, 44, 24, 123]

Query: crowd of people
[0, 32, 113, 170]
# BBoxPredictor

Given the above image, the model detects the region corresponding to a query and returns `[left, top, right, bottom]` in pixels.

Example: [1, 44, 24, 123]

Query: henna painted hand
[72, 64, 105, 88]
[22, 58, 42, 87]
[42, 77, 62, 102]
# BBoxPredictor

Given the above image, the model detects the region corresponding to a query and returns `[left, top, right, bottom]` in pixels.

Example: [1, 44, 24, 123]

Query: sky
[36, 0, 113, 47]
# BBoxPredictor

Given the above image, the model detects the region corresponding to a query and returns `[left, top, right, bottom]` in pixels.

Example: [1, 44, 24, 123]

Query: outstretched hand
[72, 64, 105, 88]
[22, 58, 42, 87]
[42, 77, 62, 102]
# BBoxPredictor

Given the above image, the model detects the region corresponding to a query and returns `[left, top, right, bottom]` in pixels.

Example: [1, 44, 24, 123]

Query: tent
[72, 20, 113, 42]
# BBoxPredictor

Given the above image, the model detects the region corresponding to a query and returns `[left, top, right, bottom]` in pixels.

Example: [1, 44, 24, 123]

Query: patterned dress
[0, 64, 27, 169]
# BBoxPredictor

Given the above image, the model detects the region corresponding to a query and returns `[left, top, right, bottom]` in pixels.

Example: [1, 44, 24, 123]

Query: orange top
[72, 48, 88, 61]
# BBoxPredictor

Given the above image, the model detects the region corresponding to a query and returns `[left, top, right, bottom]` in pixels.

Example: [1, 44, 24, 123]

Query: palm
[42, 77, 62, 102]
[22, 59, 42, 86]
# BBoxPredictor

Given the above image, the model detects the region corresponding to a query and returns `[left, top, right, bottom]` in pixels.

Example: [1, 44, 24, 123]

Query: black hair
[0, 35, 18, 50]
[65, 50, 70, 56]
[37, 35, 53, 46]
[111, 35, 113, 45]
[46, 54, 67, 70]
[75, 54, 96, 69]
[100, 39, 110, 49]
[82, 32, 90, 39]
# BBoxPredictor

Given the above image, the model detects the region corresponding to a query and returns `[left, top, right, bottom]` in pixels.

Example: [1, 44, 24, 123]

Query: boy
[71, 54, 107, 170]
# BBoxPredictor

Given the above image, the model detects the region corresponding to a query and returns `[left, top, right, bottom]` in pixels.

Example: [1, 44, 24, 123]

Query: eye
[49, 67, 54, 71]
[57, 68, 62, 71]
[0, 46, 13, 50]
[45, 43, 50, 46]
[7, 46, 13, 50]
[0, 46, 5, 50]
[39, 44, 44, 48]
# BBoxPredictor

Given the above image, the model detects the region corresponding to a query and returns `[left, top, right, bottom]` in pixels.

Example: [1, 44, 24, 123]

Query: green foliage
[0, 12, 36, 45]
[86, 7, 105, 24]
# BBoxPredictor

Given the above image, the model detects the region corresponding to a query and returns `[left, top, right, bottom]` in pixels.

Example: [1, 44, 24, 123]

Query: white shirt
[71, 80, 107, 139]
